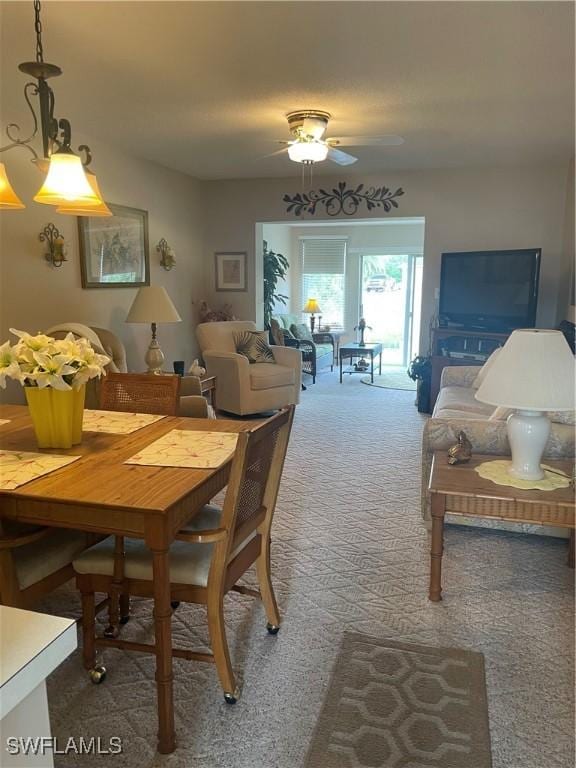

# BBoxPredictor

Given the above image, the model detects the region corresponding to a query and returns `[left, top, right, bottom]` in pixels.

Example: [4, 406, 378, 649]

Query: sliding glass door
[360, 254, 423, 366]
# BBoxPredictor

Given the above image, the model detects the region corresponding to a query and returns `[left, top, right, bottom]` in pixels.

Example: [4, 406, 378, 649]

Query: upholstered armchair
[196, 321, 301, 415]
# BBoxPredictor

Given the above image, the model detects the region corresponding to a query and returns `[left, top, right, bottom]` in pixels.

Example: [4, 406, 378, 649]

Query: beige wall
[559, 157, 575, 316]
[262, 223, 292, 309]
[0, 132, 204, 401]
[203, 164, 572, 350]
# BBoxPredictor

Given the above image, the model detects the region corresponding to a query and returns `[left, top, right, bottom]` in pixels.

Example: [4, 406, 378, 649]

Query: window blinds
[300, 239, 347, 329]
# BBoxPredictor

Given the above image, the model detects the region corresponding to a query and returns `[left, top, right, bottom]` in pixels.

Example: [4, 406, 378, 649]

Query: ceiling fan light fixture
[287, 141, 329, 164]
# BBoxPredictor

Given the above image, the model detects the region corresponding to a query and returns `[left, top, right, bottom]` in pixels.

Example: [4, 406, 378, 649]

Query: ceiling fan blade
[262, 145, 290, 159]
[301, 117, 328, 140]
[328, 135, 405, 147]
[327, 147, 358, 166]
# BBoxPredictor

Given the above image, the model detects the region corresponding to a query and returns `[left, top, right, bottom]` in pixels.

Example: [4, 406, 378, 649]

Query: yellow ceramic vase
[25, 385, 86, 449]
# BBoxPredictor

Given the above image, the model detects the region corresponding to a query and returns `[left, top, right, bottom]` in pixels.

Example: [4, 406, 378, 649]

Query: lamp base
[145, 338, 165, 375]
[506, 410, 551, 481]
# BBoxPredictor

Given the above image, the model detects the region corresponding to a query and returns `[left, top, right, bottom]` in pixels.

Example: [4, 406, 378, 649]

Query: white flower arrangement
[0, 329, 110, 391]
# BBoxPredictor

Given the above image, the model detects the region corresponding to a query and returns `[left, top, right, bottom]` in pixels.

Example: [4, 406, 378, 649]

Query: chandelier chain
[34, 0, 44, 63]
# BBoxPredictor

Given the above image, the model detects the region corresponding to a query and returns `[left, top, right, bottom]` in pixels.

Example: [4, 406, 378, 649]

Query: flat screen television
[439, 249, 541, 331]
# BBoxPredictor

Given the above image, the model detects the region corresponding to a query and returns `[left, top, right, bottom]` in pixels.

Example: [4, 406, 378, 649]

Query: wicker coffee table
[428, 452, 575, 602]
[339, 342, 383, 384]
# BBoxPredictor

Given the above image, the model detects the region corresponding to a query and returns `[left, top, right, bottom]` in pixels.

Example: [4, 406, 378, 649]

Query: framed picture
[215, 251, 247, 292]
[79, 204, 150, 289]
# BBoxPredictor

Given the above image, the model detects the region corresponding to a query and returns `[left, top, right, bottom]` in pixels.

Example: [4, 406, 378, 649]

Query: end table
[428, 452, 575, 602]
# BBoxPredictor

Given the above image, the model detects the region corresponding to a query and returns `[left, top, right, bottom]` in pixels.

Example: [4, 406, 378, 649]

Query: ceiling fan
[271, 110, 404, 166]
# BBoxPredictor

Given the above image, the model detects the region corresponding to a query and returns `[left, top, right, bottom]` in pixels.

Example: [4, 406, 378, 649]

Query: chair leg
[104, 590, 121, 638]
[81, 590, 96, 671]
[206, 597, 237, 702]
[81, 589, 107, 684]
[256, 537, 280, 632]
[119, 593, 130, 625]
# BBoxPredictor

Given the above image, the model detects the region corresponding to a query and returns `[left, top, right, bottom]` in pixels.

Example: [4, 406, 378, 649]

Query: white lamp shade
[475, 329, 575, 411]
[126, 286, 182, 324]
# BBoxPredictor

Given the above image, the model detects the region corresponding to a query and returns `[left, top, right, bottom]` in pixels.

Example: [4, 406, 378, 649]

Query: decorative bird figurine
[447, 431, 473, 465]
[354, 317, 372, 347]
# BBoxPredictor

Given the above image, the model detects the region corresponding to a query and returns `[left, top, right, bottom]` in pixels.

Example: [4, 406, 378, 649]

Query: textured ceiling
[1, 1, 574, 180]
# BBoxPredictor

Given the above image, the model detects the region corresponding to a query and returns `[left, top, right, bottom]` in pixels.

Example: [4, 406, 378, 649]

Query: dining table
[0, 404, 252, 755]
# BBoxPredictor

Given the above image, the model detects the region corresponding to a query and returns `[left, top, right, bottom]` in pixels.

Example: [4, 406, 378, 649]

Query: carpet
[306, 632, 492, 768]
[361, 371, 416, 390]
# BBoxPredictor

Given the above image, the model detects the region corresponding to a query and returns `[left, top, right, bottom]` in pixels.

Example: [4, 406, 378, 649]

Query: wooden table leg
[429, 493, 445, 602]
[151, 545, 176, 754]
[568, 529, 575, 569]
[339, 354, 343, 383]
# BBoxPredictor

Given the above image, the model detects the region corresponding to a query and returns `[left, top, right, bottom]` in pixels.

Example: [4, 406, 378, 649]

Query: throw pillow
[489, 406, 512, 421]
[472, 347, 502, 389]
[547, 410, 576, 426]
[234, 330, 276, 364]
[290, 323, 313, 342]
[269, 319, 285, 347]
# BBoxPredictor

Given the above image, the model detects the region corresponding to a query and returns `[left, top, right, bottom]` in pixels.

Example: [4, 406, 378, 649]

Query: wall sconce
[157, 238, 176, 271]
[39, 222, 67, 267]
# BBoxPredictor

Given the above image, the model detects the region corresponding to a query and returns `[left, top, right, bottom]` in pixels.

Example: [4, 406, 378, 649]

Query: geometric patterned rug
[305, 633, 491, 767]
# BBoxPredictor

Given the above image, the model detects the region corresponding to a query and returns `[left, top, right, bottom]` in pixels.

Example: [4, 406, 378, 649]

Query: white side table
[0, 606, 76, 767]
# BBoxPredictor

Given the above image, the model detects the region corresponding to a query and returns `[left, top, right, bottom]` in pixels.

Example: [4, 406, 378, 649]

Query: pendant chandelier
[0, 1, 111, 215]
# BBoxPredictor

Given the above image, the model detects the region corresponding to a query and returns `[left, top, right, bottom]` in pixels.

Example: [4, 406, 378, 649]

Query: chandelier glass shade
[0, 1, 111, 215]
[56, 171, 112, 216]
[0, 162, 26, 209]
[287, 141, 329, 164]
[33, 150, 101, 206]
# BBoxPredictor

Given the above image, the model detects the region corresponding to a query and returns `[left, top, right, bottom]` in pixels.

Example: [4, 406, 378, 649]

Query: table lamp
[303, 298, 322, 332]
[126, 286, 182, 374]
[475, 329, 575, 480]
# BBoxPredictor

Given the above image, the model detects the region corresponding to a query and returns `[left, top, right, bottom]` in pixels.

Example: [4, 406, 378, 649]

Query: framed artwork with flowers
[79, 204, 150, 289]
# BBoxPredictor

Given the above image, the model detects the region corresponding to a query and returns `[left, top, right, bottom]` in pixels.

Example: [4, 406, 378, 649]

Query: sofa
[421, 365, 575, 535]
[271, 313, 334, 383]
[196, 320, 301, 415]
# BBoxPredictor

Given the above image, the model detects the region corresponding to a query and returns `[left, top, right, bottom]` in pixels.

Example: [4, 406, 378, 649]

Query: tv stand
[430, 327, 510, 410]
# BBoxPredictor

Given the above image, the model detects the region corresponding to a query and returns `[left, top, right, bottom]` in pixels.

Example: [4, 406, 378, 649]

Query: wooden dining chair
[73, 406, 295, 702]
[0, 521, 99, 609]
[98, 372, 181, 632]
[99, 372, 181, 415]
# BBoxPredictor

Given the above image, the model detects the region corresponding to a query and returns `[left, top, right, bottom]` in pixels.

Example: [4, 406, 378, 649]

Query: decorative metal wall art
[39, 222, 66, 267]
[157, 238, 176, 270]
[283, 181, 404, 217]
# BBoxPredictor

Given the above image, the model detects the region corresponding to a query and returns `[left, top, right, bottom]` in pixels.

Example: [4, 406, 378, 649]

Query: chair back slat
[217, 407, 295, 558]
[99, 373, 180, 416]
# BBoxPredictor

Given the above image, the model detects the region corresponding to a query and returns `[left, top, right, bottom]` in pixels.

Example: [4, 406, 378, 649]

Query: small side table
[428, 452, 575, 602]
[199, 375, 216, 406]
[339, 342, 383, 384]
[317, 329, 346, 364]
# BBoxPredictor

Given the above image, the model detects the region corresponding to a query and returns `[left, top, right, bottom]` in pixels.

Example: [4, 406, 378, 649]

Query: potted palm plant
[408, 354, 432, 413]
[263, 240, 289, 329]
